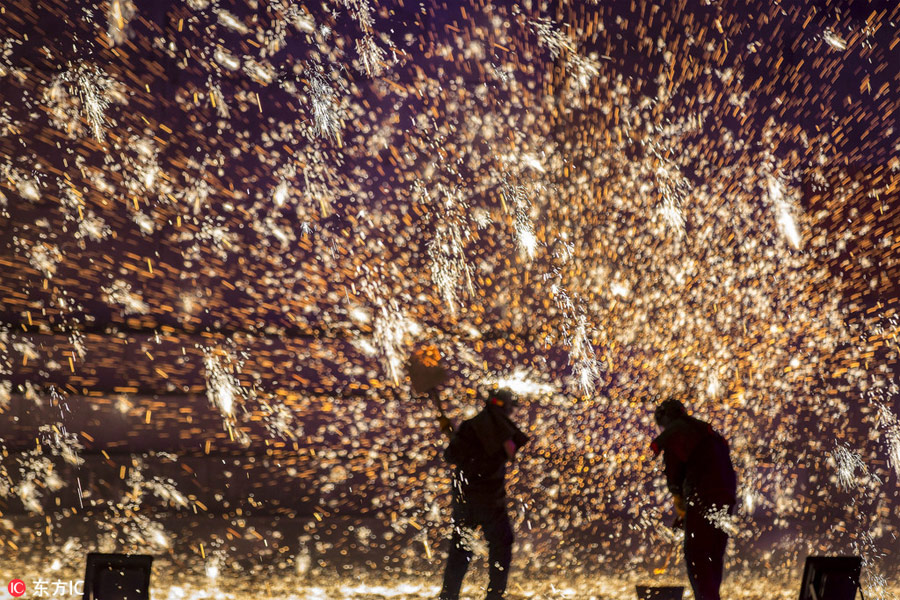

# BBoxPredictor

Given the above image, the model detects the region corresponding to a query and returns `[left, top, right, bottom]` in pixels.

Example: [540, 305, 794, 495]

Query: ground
[4, 564, 884, 600]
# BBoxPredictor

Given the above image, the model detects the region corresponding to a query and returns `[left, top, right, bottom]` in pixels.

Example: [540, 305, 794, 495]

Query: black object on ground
[82, 553, 153, 600]
[635, 585, 684, 600]
[798, 555, 862, 600]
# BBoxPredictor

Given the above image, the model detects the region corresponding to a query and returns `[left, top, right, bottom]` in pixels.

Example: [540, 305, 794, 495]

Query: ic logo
[7, 579, 26, 597]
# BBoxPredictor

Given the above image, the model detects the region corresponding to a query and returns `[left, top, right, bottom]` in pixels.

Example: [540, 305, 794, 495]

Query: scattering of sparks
[0, 0, 899, 594]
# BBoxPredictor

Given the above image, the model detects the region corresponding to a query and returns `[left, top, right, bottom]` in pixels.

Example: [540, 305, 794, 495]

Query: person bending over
[651, 398, 737, 600]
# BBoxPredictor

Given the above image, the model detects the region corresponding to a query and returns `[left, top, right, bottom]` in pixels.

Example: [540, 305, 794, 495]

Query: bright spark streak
[489, 370, 555, 396]
[823, 30, 848, 50]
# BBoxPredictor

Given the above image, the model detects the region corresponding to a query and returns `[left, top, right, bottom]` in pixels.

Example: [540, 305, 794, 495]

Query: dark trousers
[683, 505, 732, 600]
[439, 497, 513, 600]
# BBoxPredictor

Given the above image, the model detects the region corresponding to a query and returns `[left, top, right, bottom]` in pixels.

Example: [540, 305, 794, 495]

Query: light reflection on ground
[3, 566, 888, 600]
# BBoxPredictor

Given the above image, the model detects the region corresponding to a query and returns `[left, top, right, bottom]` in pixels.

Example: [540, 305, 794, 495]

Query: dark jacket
[651, 415, 737, 508]
[444, 404, 530, 505]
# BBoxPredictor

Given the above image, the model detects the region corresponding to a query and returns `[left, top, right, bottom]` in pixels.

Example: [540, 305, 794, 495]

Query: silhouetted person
[438, 388, 529, 600]
[651, 398, 737, 600]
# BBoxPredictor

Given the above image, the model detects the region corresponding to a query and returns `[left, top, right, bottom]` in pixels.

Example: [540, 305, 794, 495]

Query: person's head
[654, 397, 687, 430]
[486, 388, 517, 416]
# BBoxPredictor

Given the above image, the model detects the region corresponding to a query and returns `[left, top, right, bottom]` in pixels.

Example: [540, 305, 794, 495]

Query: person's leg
[683, 511, 703, 600]
[480, 504, 514, 600]
[683, 508, 729, 600]
[440, 503, 475, 600]
[703, 506, 731, 597]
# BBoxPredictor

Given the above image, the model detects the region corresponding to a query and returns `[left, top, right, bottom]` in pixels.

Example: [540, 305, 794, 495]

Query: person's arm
[496, 414, 530, 460]
[443, 421, 468, 465]
[661, 443, 687, 527]
[503, 438, 517, 459]
[512, 427, 530, 449]
[660, 430, 690, 522]
[664, 451, 687, 500]
[504, 426, 531, 459]
[652, 430, 687, 526]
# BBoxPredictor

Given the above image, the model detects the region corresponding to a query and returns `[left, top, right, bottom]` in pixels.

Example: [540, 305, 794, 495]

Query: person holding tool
[651, 398, 737, 600]
[435, 387, 529, 600]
